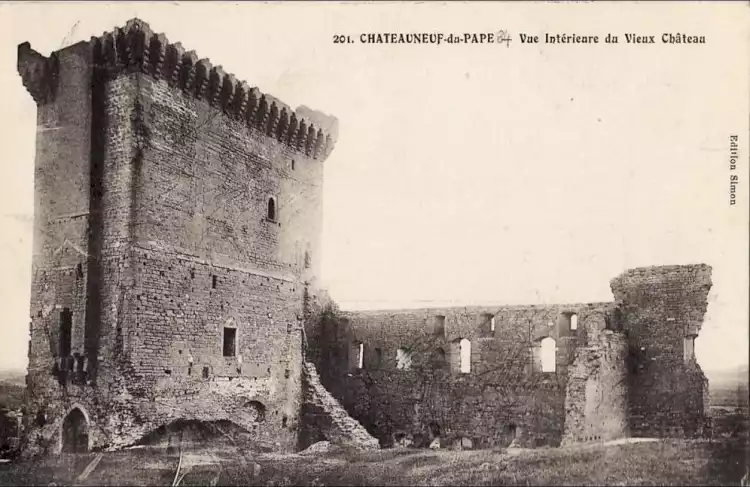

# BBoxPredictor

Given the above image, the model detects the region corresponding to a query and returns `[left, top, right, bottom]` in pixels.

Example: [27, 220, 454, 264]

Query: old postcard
[0, 1, 747, 485]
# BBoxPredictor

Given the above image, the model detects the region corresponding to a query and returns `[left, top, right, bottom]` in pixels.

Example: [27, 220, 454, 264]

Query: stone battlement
[18, 18, 337, 160]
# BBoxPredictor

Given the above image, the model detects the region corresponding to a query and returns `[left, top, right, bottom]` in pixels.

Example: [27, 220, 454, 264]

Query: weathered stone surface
[17, 17, 713, 459]
[17, 19, 337, 457]
[299, 440, 333, 454]
[300, 362, 379, 450]
[305, 265, 713, 450]
[562, 330, 629, 445]
[610, 264, 713, 438]
[307, 302, 612, 449]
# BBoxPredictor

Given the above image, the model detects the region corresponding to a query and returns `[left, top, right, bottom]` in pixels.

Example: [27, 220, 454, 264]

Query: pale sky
[0, 2, 747, 372]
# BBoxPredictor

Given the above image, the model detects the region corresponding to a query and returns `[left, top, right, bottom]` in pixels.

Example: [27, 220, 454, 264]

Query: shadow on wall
[133, 419, 271, 453]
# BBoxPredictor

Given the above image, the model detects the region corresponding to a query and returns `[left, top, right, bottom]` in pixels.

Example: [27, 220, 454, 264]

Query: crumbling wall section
[562, 329, 629, 444]
[310, 303, 612, 448]
[300, 361, 379, 450]
[610, 264, 712, 438]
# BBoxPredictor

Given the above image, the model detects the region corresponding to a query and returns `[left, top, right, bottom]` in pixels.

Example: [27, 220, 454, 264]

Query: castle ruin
[17, 19, 712, 456]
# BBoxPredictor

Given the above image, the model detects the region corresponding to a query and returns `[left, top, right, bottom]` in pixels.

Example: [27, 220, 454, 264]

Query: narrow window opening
[59, 308, 72, 357]
[202, 366, 210, 379]
[267, 197, 277, 222]
[480, 313, 494, 336]
[540, 337, 556, 373]
[223, 327, 237, 357]
[459, 338, 471, 373]
[291, 160, 296, 171]
[433, 315, 446, 336]
[75, 263, 83, 280]
[351, 341, 364, 369]
[396, 347, 413, 370]
[212, 275, 217, 289]
[373, 348, 383, 368]
[570, 313, 578, 331]
[282, 415, 288, 427]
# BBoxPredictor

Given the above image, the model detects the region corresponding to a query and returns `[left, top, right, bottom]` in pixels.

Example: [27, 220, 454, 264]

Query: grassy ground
[0, 437, 747, 486]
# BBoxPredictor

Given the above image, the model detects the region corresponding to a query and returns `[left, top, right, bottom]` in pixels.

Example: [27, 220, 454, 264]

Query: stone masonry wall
[20, 39, 107, 455]
[18, 18, 337, 455]
[106, 68, 315, 451]
[309, 302, 613, 448]
[300, 361, 379, 450]
[610, 264, 712, 438]
[562, 329, 629, 444]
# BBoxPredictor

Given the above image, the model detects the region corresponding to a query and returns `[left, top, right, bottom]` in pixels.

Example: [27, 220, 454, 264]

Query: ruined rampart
[306, 265, 713, 449]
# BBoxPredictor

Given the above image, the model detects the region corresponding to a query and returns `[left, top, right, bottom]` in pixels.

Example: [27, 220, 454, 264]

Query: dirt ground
[0, 437, 747, 486]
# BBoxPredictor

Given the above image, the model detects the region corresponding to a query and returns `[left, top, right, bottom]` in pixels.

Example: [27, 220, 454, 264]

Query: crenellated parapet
[18, 18, 337, 160]
[17, 42, 60, 105]
[90, 18, 336, 159]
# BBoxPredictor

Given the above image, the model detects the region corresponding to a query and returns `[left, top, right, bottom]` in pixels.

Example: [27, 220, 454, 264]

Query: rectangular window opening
[59, 308, 72, 357]
[223, 327, 236, 357]
[480, 313, 495, 336]
[212, 275, 218, 289]
[570, 314, 579, 330]
[397, 348, 413, 370]
[433, 315, 446, 336]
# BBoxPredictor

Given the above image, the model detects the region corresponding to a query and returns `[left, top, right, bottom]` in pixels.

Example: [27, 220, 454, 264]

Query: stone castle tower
[15, 17, 714, 457]
[17, 18, 338, 455]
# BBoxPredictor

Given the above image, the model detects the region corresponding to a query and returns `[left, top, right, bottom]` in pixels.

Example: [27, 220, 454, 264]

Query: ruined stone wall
[309, 303, 613, 448]
[19, 18, 336, 455]
[309, 265, 713, 448]
[610, 264, 712, 438]
[562, 330, 629, 444]
[300, 361, 379, 450]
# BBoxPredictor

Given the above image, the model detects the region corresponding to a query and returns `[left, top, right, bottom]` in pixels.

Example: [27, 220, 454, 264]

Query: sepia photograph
[0, 1, 747, 485]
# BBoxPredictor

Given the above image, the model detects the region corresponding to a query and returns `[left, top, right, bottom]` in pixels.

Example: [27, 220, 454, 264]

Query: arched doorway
[61, 408, 88, 453]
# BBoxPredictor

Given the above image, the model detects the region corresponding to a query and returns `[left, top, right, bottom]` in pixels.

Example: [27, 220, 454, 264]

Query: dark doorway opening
[428, 421, 441, 437]
[61, 408, 88, 453]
